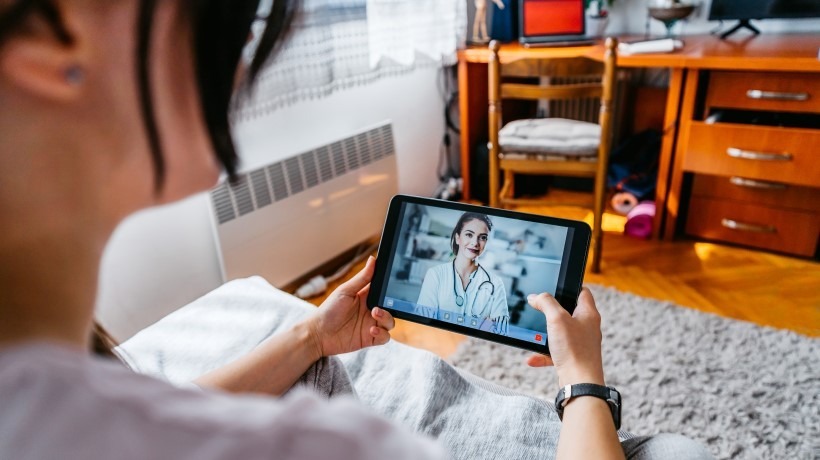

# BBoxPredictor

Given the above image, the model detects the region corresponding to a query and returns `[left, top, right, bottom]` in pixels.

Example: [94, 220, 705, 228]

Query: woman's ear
[0, 5, 88, 102]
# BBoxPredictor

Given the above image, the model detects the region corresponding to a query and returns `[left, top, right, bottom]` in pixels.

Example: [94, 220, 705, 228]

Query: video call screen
[381, 202, 575, 345]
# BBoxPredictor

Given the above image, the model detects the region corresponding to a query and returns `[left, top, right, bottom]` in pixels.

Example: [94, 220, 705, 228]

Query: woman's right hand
[525, 288, 605, 387]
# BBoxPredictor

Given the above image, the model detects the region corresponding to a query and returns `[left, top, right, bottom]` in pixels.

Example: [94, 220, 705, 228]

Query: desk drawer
[706, 71, 820, 113]
[686, 196, 819, 257]
[683, 123, 820, 187]
[691, 174, 820, 213]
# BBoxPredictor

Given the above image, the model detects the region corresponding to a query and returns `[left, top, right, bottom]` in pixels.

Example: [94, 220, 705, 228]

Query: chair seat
[498, 118, 600, 157]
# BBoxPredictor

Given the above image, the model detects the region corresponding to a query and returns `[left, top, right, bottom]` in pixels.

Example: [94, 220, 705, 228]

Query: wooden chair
[488, 38, 617, 273]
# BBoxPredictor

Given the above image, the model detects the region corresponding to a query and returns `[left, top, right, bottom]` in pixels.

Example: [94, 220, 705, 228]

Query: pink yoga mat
[624, 202, 656, 239]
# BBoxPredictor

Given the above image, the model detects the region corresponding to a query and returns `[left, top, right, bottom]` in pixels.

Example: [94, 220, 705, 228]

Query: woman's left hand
[306, 256, 395, 358]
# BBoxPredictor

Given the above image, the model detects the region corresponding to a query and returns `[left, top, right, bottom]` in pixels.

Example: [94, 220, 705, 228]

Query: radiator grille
[284, 157, 304, 194]
[302, 151, 319, 188]
[267, 162, 288, 202]
[249, 170, 271, 208]
[317, 146, 333, 182]
[331, 142, 346, 176]
[212, 123, 395, 225]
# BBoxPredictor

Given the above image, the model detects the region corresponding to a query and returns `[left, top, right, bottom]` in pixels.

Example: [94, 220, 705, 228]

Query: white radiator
[210, 121, 397, 287]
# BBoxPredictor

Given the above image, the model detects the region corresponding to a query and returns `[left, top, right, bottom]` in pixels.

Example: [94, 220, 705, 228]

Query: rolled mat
[624, 201, 656, 239]
[611, 192, 638, 215]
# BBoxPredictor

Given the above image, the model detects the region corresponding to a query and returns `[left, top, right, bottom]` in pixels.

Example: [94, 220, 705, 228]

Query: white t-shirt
[0, 343, 446, 460]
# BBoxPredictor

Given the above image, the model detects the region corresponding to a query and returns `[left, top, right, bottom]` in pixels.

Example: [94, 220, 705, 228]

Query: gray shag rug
[448, 285, 819, 460]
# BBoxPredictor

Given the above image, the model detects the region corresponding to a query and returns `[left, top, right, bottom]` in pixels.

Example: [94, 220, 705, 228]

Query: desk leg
[662, 69, 700, 240]
[653, 68, 686, 239]
[458, 59, 488, 202]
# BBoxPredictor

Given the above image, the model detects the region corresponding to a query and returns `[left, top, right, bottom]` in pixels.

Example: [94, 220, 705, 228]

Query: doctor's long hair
[450, 212, 494, 256]
[0, 0, 298, 359]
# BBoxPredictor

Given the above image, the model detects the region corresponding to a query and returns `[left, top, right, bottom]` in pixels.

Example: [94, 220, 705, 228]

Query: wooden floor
[307, 201, 820, 358]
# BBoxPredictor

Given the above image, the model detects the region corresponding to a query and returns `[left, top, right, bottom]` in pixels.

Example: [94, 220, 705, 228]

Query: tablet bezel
[366, 195, 591, 355]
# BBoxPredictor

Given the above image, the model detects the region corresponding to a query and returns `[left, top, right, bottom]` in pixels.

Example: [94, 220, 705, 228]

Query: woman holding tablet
[0, 2, 429, 459]
[416, 212, 510, 334]
[0, 1, 710, 459]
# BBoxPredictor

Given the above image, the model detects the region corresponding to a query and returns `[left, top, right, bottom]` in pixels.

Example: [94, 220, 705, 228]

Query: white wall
[97, 67, 445, 341]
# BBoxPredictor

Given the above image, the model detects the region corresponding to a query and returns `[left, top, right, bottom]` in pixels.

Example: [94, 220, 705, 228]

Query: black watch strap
[554, 383, 621, 430]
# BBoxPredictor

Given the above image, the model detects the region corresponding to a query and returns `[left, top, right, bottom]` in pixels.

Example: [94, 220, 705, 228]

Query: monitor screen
[521, 0, 585, 37]
[709, 0, 820, 20]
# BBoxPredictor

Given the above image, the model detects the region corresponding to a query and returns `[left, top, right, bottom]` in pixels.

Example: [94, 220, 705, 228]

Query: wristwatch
[554, 383, 621, 430]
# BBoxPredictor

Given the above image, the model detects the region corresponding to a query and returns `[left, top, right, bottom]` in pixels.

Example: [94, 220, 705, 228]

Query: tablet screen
[376, 200, 579, 347]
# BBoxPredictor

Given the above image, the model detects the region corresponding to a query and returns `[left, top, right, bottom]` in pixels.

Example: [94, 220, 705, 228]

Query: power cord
[295, 241, 380, 299]
[434, 65, 463, 200]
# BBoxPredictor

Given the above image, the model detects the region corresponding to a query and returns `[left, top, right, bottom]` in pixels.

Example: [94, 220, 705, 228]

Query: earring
[64, 65, 84, 85]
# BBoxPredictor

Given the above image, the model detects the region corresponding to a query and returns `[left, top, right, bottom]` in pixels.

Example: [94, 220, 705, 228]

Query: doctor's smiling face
[451, 213, 493, 263]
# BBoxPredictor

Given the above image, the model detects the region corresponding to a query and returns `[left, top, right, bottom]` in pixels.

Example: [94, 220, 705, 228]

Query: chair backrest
[488, 38, 618, 154]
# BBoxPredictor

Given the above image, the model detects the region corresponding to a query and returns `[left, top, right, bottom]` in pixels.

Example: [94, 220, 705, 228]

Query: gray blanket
[119, 277, 636, 459]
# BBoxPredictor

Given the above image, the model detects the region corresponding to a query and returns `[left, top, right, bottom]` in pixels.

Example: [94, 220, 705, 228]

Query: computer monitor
[519, 0, 586, 45]
[709, 0, 820, 39]
[709, 0, 820, 20]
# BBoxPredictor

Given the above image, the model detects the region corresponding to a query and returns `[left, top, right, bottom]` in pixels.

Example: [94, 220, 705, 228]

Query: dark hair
[1, 0, 298, 356]
[450, 212, 493, 256]
[0, 0, 298, 188]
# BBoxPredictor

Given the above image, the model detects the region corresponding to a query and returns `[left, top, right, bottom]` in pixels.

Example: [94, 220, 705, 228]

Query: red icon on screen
[534, 334, 542, 342]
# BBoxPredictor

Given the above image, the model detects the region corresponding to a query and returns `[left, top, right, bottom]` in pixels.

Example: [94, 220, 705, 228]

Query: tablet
[367, 195, 591, 355]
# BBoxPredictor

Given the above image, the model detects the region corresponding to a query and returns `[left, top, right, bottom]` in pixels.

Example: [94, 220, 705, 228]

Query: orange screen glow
[523, 0, 584, 36]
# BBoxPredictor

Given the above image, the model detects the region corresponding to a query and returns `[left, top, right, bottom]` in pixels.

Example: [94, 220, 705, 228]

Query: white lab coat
[416, 262, 509, 321]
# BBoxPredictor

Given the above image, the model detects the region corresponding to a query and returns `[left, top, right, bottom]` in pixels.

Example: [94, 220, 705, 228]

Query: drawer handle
[721, 218, 777, 234]
[746, 89, 809, 101]
[729, 176, 788, 190]
[726, 147, 793, 162]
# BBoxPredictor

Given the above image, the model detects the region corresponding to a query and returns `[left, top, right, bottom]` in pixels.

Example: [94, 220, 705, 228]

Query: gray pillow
[498, 118, 600, 157]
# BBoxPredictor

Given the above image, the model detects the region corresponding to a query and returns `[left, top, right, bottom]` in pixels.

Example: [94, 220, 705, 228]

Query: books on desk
[618, 38, 683, 55]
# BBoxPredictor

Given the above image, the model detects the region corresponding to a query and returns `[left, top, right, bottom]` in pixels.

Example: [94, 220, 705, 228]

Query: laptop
[519, 0, 595, 47]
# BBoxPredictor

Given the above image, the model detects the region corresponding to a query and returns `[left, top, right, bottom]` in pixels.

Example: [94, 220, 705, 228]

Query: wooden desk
[457, 34, 820, 252]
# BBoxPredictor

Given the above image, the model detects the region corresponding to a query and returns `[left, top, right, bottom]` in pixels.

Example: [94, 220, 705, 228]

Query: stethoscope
[452, 260, 495, 307]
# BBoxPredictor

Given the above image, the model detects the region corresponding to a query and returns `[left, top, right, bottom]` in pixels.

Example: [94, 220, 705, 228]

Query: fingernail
[527, 294, 536, 303]
[373, 307, 383, 317]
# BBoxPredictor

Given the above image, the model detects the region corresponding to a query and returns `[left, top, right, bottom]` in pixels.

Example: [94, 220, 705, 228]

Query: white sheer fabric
[367, 0, 466, 68]
[233, 0, 465, 120]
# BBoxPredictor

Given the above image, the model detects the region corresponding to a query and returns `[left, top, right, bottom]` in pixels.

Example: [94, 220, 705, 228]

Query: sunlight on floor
[523, 206, 627, 234]
[603, 212, 627, 233]
[694, 242, 720, 261]
[578, 210, 628, 233]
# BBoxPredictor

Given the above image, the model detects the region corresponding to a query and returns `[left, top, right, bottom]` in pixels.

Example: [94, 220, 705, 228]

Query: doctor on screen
[416, 212, 510, 334]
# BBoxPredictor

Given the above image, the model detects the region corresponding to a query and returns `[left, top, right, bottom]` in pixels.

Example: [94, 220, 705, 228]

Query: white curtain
[232, 0, 466, 121]
[366, 0, 467, 68]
